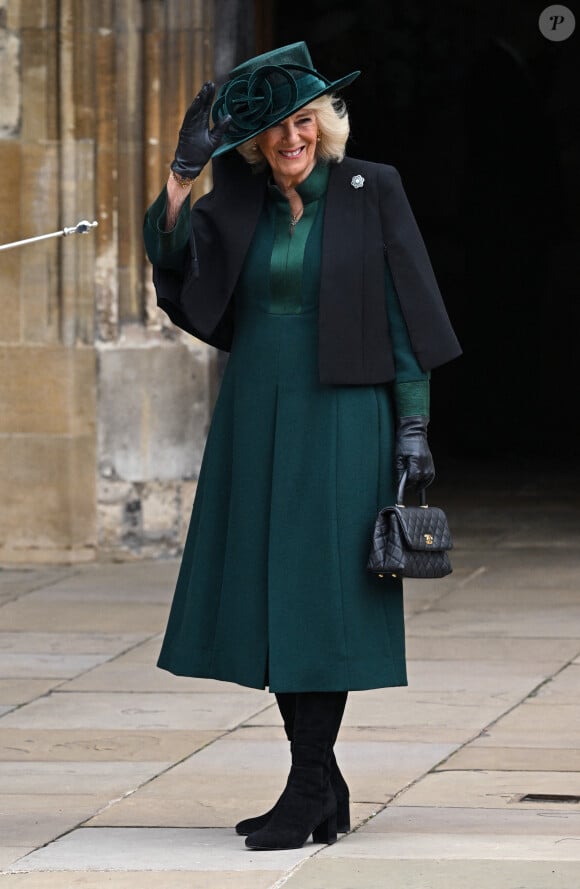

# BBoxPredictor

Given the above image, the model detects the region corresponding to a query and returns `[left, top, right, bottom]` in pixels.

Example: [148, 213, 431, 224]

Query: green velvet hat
[211, 42, 360, 157]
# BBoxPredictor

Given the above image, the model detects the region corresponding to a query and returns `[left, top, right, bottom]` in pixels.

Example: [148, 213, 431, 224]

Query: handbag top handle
[397, 470, 428, 508]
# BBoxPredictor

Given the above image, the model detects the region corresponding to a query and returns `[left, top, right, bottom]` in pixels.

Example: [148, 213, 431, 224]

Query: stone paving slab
[403, 567, 476, 598]
[108, 736, 458, 803]
[281, 858, 580, 888]
[0, 632, 147, 656]
[0, 653, 112, 679]
[0, 851, 37, 871]
[406, 635, 580, 662]
[89, 743, 296, 828]
[6, 828, 316, 872]
[0, 691, 270, 731]
[0, 600, 168, 634]
[23, 582, 171, 607]
[472, 701, 580, 749]
[362, 805, 580, 835]
[0, 871, 285, 888]
[401, 579, 459, 615]
[435, 549, 580, 589]
[88, 794, 380, 830]
[0, 729, 218, 762]
[337, 689, 524, 734]
[85, 735, 452, 830]
[103, 636, 163, 663]
[84, 795, 260, 830]
[404, 658, 555, 695]
[441, 584, 580, 607]
[20, 561, 179, 604]
[532, 664, 580, 702]
[0, 761, 169, 795]
[320, 831, 580, 861]
[0, 680, 60, 707]
[392, 770, 580, 809]
[329, 739, 458, 800]
[504, 529, 580, 550]
[244, 705, 495, 743]
[0, 568, 73, 600]
[246, 688, 529, 734]
[438, 747, 580, 772]
[407, 605, 580, 638]
[0, 795, 113, 848]
[229, 724, 457, 747]
[64, 661, 237, 693]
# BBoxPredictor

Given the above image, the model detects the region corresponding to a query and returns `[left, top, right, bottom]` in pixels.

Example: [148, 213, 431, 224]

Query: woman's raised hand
[171, 82, 231, 181]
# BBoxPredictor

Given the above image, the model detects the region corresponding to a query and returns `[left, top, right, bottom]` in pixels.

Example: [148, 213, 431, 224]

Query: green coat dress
[145, 162, 429, 692]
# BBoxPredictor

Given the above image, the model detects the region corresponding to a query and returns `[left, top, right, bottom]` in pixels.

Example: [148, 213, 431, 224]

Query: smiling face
[255, 107, 319, 190]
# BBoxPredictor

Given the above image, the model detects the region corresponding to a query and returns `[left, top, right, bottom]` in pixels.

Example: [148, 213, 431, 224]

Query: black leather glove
[171, 82, 231, 180]
[394, 415, 435, 492]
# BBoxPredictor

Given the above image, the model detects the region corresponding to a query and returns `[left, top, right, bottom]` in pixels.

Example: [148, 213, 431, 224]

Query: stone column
[0, 0, 219, 561]
[0, 0, 97, 563]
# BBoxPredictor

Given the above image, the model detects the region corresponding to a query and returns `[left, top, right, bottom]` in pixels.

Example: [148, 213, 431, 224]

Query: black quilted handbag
[367, 473, 453, 579]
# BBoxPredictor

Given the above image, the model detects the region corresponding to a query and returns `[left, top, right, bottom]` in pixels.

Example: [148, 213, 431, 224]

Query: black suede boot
[245, 691, 347, 850]
[235, 693, 351, 835]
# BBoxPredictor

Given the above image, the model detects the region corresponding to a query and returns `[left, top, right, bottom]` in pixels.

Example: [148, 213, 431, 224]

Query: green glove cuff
[393, 379, 430, 418]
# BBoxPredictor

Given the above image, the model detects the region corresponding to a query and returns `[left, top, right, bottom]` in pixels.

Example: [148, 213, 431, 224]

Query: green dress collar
[267, 162, 331, 205]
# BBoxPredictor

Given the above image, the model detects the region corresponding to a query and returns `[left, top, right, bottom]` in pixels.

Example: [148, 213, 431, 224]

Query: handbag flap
[381, 505, 453, 552]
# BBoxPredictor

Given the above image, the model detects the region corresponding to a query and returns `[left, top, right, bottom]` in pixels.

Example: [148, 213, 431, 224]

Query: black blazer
[153, 153, 461, 384]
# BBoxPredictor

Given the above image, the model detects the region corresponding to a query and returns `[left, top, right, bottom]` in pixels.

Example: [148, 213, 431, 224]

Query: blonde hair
[236, 94, 350, 169]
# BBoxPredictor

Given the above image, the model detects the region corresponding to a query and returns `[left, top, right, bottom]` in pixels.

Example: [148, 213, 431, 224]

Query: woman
[143, 42, 461, 852]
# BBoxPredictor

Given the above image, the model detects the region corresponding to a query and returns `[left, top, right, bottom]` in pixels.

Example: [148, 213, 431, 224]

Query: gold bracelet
[171, 169, 194, 189]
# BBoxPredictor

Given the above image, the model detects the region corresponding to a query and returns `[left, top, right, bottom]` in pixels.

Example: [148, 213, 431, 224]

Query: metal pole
[0, 220, 98, 252]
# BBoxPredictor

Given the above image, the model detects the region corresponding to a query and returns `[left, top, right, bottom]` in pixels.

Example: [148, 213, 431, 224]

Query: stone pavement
[1, 462, 579, 888]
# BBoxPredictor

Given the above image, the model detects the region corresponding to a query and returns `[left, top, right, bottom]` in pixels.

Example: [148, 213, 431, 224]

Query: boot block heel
[336, 796, 350, 833]
[312, 812, 337, 845]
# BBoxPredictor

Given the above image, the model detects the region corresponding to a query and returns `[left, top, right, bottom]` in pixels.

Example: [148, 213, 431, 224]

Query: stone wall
[0, 0, 220, 562]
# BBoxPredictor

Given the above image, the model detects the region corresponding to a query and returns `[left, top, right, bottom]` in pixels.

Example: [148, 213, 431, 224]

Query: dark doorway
[275, 1, 579, 462]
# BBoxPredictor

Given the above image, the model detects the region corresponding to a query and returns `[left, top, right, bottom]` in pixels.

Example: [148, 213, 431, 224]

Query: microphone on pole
[0, 220, 99, 252]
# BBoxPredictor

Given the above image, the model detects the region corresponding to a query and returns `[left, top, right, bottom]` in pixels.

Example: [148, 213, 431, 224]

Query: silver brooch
[351, 174, 365, 189]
